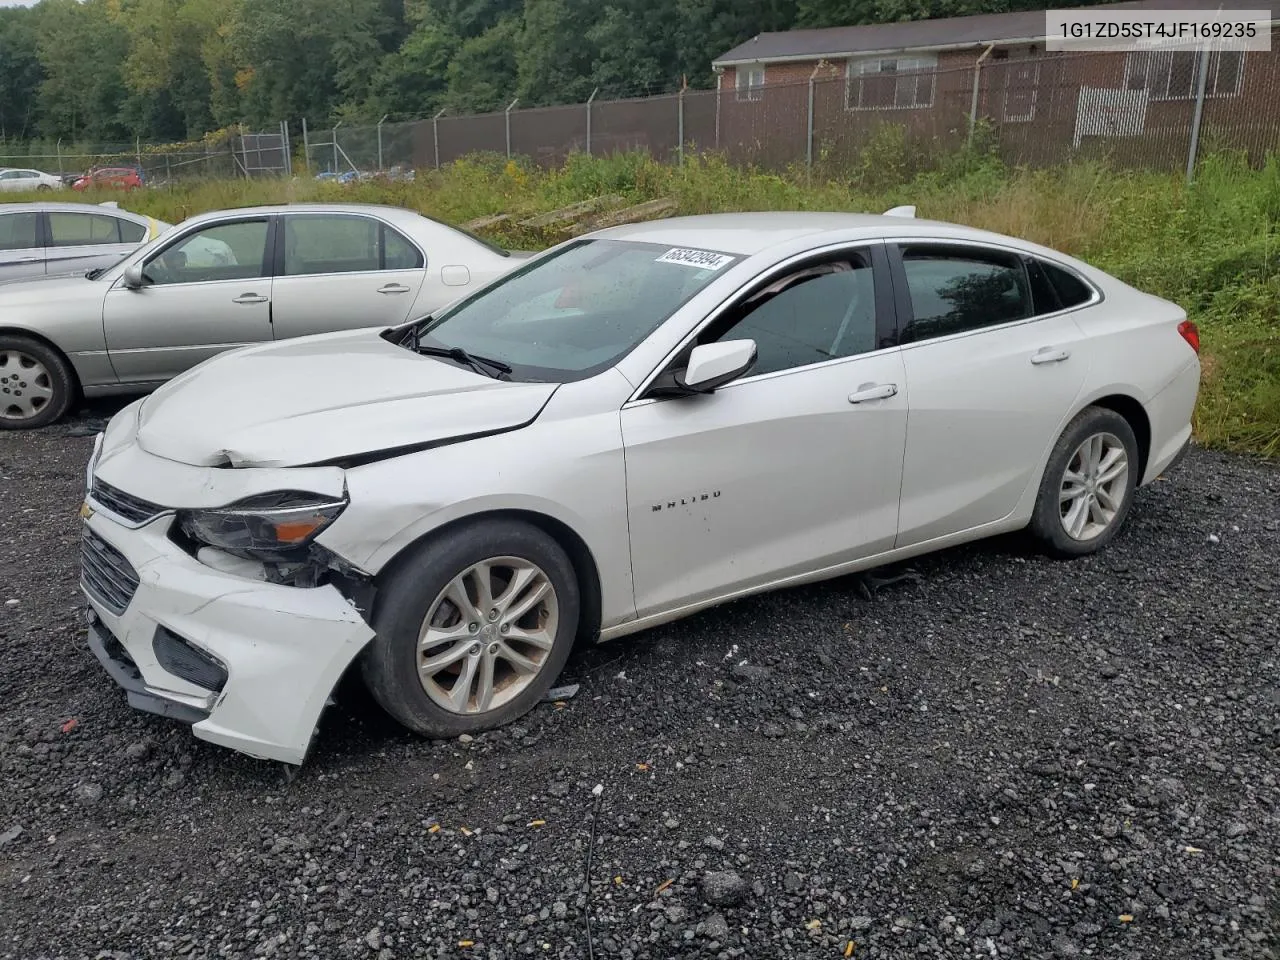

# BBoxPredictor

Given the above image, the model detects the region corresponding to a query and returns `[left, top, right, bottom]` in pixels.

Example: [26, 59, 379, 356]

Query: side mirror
[122, 263, 146, 290]
[676, 339, 757, 394]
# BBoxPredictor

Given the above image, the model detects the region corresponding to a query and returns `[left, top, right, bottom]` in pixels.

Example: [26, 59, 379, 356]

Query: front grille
[90, 477, 164, 524]
[81, 528, 140, 616]
[152, 627, 228, 692]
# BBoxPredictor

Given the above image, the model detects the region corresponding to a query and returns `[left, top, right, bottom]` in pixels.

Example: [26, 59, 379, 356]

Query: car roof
[0, 202, 154, 223]
[594, 211, 1013, 256]
[180, 202, 447, 228]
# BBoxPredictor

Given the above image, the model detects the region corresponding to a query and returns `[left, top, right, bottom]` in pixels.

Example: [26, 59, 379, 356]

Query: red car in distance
[72, 167, 144, 191]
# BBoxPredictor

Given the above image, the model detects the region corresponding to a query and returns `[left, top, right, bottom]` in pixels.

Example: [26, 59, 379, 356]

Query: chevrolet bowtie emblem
[79, 501, 93, 520]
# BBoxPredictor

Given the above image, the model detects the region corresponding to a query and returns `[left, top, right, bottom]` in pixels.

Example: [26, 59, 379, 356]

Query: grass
[9, 146, 1279, 456]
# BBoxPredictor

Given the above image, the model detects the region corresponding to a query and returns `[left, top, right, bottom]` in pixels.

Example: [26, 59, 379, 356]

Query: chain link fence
[304, 46, 1279, 182]
[0, 129, 291, 184]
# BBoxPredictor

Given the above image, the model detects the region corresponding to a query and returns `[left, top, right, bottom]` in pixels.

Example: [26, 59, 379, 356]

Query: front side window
[899, 245, 1032, 343]
[49, 213, 123, 247]
[417, 239, 737, 382]
[0, 171, 22, 181]
[706, 252, 879, 376]
[848, 56, 937, 110]
[0, 212, 39, 251]
[283, 215, 424, 275]
[142, 220, 269, 286]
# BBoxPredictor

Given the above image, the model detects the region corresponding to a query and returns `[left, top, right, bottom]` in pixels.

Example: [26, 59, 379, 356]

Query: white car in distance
[79, 210, 1201, 764]
[0, 167, 64, 192]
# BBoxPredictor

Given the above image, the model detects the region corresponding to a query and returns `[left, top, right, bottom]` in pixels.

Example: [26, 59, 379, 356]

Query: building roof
[713, 0, 1280, 66]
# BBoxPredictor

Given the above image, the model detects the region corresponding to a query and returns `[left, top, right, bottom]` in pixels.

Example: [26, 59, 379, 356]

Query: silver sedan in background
[0, 202, 168, 282]
[0, 203, 527, 428]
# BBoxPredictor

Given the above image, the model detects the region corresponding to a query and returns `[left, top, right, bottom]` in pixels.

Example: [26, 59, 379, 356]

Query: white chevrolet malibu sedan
[79, 211, 1201, 763]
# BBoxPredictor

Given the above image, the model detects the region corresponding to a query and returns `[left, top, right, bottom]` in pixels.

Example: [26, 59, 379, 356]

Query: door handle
[232, 293, 269, 304]
[1031, 347, 1071, 365]
[378, 283, 411, 294]
[848, 383, 898, 404]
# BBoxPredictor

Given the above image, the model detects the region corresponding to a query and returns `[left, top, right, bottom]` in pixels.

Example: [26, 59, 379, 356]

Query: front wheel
[1029, 406, 1140, 557]
[0, 335, 76, 429]
[362, 519, 581, 738]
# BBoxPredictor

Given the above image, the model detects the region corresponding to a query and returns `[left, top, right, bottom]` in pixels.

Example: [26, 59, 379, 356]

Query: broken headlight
[177, 492, 347, 560]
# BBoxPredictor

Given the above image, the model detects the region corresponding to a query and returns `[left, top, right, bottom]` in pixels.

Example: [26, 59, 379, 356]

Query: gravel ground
[1, 402, 1277, 960]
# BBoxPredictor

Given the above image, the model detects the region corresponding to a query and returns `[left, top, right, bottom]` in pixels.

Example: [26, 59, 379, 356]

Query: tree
[516, 0, 599, 104]
[35, 0, 130, 141]
[0, 7, 44, 140]
[445, 16, 520, 112]
[673, 0, 797, 88]
[587, 0, 680, 98]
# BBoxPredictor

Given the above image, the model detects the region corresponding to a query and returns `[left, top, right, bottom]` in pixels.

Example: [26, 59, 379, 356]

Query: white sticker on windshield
[655, 247, 735, 271]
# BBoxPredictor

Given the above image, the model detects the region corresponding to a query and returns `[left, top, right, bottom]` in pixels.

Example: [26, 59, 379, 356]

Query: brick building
[710, 0, 1280, 168]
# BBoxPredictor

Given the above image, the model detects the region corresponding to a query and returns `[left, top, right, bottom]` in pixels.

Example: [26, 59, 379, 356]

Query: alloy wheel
[416, 556, 559, 714]
[1059, 431, 1129, 541]
[0, 350, 54, 422]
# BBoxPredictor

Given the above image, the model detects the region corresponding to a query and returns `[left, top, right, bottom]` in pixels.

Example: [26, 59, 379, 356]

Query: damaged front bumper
[80, 510, 375, 763]
[80, 422, 376, 764]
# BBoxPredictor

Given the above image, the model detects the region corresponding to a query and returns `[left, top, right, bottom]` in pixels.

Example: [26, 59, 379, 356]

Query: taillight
[1177, 319, 1200, 354]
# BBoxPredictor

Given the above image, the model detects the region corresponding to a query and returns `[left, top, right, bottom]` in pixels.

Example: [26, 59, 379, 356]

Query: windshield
[416, 239, 738, 381]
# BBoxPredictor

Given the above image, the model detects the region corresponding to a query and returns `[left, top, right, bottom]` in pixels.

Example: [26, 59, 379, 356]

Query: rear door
[268, 212, 426, 340]
[102, 216, 276, 384]
[0, 210, 45, 280]
[44, 210, 141, 276]
[889, 241, 1093, 547]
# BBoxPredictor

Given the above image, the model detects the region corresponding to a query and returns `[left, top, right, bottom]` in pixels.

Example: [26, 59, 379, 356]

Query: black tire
[362, 518, 581, 738]
[1029, 405, 1140, 558]
[0, 334, 77, 430]
[36, 184, 52, 192]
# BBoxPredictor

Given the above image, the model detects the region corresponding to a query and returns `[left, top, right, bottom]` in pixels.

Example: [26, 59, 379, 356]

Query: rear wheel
[36, 184, 52, 192]
[0, 335, 76, 429]
[1029, 406, 1139, 557]
[362, 519, 581, 738]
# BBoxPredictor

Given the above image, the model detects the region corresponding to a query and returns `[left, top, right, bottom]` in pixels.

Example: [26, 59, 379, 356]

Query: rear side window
[118, 219, 147, 243]
[1043, 261, 1093, 309]
[1025, 258, 1095, 314]
[0, 212, 39, 251]
[283, 215, 424, 275]
[49, 213, 122, 247]
[899, 245, 1031, 343]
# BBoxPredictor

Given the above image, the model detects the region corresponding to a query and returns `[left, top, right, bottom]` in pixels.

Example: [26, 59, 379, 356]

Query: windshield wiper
[415, 344, 512, 379]
[85, 267, 105, 280]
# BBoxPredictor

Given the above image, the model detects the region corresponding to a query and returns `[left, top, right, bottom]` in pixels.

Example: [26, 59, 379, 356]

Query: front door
[621, 243, 908, 619]
[102, 217, 275, 384]
[269, 213, 426, 340]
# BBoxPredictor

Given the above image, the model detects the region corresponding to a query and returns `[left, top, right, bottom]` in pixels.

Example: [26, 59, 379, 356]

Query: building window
[847, 55, 937, 110]
[736, 65, 765, 102]
[1124, 48, 1244, 100]
[1002, 57, 1040, 122]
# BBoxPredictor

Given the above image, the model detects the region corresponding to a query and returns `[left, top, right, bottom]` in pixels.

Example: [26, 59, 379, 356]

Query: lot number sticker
[655, 248, 735, 271]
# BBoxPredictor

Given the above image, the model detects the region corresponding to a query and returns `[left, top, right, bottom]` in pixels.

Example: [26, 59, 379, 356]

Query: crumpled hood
[135, 329, 559, 468]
